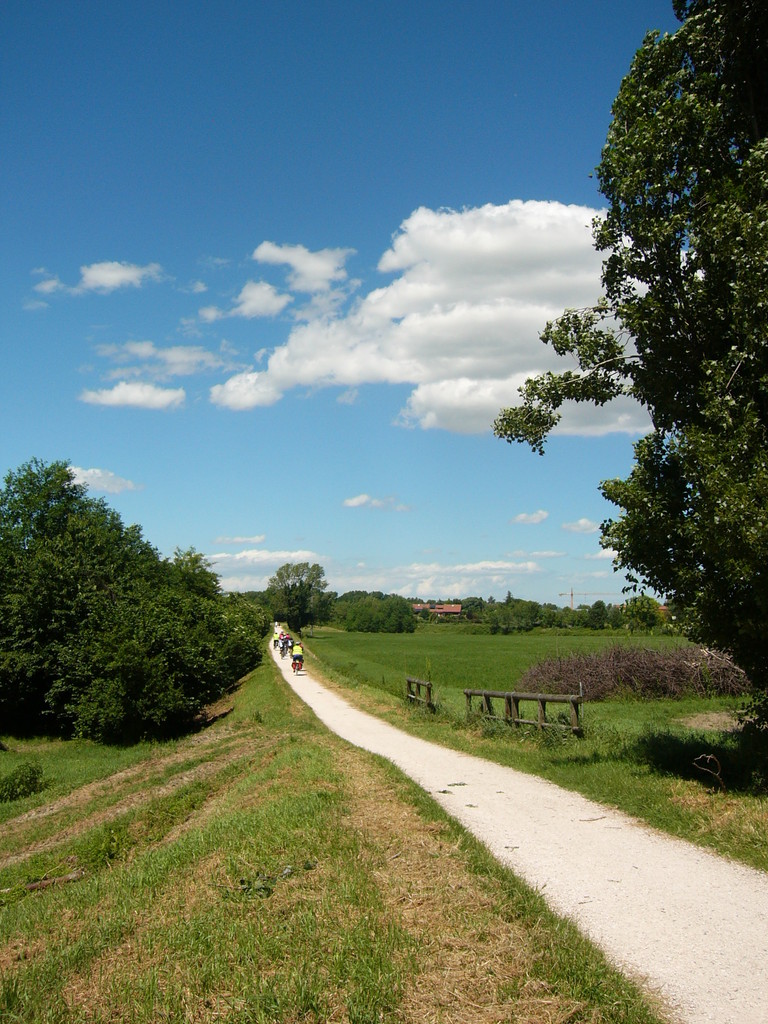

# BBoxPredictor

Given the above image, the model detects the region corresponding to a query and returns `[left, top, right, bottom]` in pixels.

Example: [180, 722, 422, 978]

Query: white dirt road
[273, 647, 768, 1024]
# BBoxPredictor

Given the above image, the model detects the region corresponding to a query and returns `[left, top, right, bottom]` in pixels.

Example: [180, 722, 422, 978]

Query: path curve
[272, 647, 768, 1024]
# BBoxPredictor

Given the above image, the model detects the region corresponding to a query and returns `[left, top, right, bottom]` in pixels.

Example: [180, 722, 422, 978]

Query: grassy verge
[0, 652, 670, 1023]
[302, 628, 768, 872]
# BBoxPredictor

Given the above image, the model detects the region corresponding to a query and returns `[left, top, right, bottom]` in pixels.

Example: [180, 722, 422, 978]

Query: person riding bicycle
[291, 640, 304, 672]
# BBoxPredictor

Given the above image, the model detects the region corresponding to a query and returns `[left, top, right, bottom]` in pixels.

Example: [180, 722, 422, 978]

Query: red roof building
[412, 603, 462, 617]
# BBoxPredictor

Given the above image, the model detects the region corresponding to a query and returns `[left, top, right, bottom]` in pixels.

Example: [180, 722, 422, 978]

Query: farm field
[0, 655, 669, 1024]
[303, 626, 686, 709]
[302, 627, 768, 872]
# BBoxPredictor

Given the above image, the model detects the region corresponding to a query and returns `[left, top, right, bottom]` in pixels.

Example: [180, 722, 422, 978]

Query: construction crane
[558, 589, 621, 610]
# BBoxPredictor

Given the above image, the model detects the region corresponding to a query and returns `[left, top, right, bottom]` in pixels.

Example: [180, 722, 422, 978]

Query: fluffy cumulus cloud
[253, 241, 354, 292]
[585, 547, 617, 560]
[71, 467, 142, 493]
[209, 371, 282, 410]
[323, 558, 543, 600]
[199, 280, 291, 322]
[210, 545, 545, 597]
[342, 493, 408, 511]
[77, 261, 162, 293]
[343, 494, 385, 508]
[33, 260, 163, 296]
[209, 546, 319, 567]
[511, 510, 549, 524]
[562, 518, 600, 534]
[214, 534, 267, 544]
[208, 545, 323, 591]
[96, 340, 227, 380]
[79, 381, 185, 409]
[33, 276, 65, 295]
[54, 202, 650, 439]
[209, 200, 650, 436]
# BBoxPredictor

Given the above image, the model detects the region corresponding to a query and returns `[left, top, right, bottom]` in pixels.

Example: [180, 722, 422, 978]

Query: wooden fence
[463, 688, 583, 735]
[405, 676, 435, 710]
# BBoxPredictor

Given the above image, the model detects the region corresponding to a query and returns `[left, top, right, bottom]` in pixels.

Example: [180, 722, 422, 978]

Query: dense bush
[517, 645, 751, 700]
[0, 459, 269, 742]
[0, 760, 44, 802]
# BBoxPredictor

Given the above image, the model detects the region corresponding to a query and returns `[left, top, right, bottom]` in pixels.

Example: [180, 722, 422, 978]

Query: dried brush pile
[517, 645, 751, 701]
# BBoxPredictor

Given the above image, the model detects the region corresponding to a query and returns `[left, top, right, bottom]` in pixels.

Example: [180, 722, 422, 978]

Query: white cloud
[343, 493, 380, 508]
[213, 551, 544, 598]
[214, 535, 267, 544]
[562, 518, 600, 534]
[511, 509, 549, 524]
[585, 547, 617, 560]
[334, 558, 542, 600]
[28, 260, 162, 299]
[96, 340, 226, 380]
[342, 494, 408, 511]
[34, 276, 65, 294]
[30, 261, 163, 297]
[211, 547, 319, 566]
[79, 381, 185, 409]
[76, 261, 162, 293]
[209, 371, 282, 409]
[209, 546, 323, 591]
[200, 280, 291, 322]
[209, 200, 651, 436]
[253, 241, 354, 292]
[71, 467, 143, 494]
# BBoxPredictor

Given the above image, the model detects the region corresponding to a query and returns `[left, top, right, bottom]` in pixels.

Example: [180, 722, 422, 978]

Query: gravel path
[273, 648, 768, 1024]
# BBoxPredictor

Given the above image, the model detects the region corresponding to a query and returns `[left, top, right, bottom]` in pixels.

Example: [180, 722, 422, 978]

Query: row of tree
[255, 564, 667, 635]
[0, 459, 269, 743]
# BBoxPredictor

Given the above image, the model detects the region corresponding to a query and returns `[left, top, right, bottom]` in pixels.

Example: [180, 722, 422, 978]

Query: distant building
[412, 603, 462, 618]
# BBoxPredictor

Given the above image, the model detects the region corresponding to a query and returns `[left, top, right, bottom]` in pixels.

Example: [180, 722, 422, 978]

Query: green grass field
[304, 625, 685, 710]
[303, 626, 768, 872]
[0, 654, 670, 1024]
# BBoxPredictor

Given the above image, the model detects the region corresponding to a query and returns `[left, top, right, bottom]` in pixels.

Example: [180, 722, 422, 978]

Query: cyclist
[291, 640, 304, 673]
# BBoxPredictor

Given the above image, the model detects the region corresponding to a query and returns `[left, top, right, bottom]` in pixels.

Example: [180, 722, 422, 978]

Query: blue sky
[3, 1, 681, 605]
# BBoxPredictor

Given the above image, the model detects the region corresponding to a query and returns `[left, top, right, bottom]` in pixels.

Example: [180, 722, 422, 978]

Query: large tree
[267, 562, 331, 634]
[494, 1, 768, 716]
[0, 459, 267, 741]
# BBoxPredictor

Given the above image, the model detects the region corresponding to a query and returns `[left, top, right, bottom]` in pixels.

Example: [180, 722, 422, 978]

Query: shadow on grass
[633, 727, 768, 794]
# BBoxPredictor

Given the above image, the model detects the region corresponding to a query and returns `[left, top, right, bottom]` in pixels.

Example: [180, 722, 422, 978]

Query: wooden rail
[463, 688, 583, 735]
[406, 676, 435, 710]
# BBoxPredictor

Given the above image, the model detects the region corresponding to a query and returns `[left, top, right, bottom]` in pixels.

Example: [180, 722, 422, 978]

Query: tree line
[254, 564, 668, 636]
[0, 459, 269, 743]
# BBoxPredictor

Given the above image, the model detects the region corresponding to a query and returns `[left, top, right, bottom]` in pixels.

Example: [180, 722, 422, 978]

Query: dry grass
[330, 743, 596, 1024]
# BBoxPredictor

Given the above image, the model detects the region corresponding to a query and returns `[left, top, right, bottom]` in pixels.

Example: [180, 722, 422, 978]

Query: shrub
[0, 760, 44, 802]
[516, 645, 751, 700]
